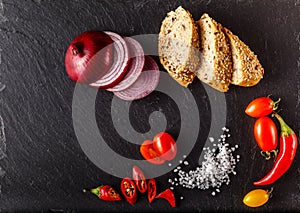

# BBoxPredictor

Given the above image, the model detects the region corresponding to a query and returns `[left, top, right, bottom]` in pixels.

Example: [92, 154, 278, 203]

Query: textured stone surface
[0, 0, 299, 211]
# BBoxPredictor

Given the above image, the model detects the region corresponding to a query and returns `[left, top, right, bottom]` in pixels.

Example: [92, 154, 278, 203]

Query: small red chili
[132, 166, 147, 193]
[155, 189, 176, 208]
[83, 185, 121, 201]
[147, 178, 157, 203]
[120, 177, 138, 205]
[254, 113, 298, 186]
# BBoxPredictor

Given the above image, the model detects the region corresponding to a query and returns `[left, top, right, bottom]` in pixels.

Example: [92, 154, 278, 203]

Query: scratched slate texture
[0, 0, 300, 212]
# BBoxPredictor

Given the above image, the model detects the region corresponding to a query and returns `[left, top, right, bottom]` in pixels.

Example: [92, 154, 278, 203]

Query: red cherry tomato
[132, 166, 147, 193]
[155, 189, 176, 208]
[147, 178, 157, 203]
[140, 140, 165, 164]
[120, 177, 137, 205]
[254, 117, 278, 154]
[153, 132, 177, 161]
[245, 97, 280, 118]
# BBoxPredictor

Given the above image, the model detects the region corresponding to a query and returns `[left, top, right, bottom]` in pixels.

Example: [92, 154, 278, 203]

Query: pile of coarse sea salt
[169, 127, 240, 196]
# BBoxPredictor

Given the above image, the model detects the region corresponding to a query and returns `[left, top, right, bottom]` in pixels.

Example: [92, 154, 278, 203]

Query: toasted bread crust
[194, 13, 233, 92]
[159, 7, 264, 91]
[223, 27, 264, 87]
[158, 6, 200, 87]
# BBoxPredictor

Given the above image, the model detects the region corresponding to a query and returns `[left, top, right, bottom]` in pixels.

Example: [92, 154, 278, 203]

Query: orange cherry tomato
[243, 188, 273, 207]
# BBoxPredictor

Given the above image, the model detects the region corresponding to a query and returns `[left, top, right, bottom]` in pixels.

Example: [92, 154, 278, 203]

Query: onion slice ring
[107, 37, 145, 92]
[113, 56, 159, 101]
[90, 31, 130, 89]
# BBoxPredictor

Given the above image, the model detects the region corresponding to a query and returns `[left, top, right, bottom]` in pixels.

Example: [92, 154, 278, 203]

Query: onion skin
[65, 31, 113, 84]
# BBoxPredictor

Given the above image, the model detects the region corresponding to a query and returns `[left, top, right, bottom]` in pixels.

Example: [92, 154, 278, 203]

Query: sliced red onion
[114, 56, 160, 101]
[106, 37, 145, 92]
[90, 31, 130, 89]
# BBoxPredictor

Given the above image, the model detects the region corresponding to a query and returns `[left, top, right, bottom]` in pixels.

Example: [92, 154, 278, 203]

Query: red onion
[65, 31, 113, 83]
[90, 31, 130, 89]
[106, 37, 145, 92]
[114, 56, 160, 101]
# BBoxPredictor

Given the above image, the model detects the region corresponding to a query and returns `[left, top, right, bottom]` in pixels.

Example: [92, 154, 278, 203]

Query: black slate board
[1, 0, 300, 212]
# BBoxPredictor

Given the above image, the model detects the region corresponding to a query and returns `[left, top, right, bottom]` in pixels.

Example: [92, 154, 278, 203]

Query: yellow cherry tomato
[243, 188, 273, 208]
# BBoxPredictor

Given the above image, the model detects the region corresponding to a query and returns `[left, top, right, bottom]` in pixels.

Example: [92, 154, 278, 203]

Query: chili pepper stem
[82, 187, 101, 197]
[272, 113, 294, 136]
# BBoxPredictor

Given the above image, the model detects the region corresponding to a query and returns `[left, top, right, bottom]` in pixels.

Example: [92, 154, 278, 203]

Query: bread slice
[222, 27, 264, 87]
[194, 13, 233, 92]
[158, 6, 200, 87]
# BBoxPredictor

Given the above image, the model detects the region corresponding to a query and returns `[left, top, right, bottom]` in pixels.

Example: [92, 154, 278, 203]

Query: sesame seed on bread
[222, 27, 264, 87]
[194, 13, 233, 92]
[158, 6, 200, 87]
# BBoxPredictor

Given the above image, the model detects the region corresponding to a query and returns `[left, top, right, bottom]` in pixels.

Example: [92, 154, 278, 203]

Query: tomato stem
[260, 151, 271, 160]
[272, 98, 281, 111]
[266, 187, 274, 198]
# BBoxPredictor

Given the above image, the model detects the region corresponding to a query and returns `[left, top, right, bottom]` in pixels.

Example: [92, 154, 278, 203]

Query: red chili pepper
[254, 113, 298, 186]
[147, 178, 157, 203]
[132, 166, 147, 193]
[120, 177, 138, 205]
[83, 185, 121, 201]
[155, 189, 176, 208]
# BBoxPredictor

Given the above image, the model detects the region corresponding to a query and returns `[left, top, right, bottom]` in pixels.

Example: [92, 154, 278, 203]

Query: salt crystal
[170, 128, 239, 194]
[174, 169, 178, 173]
[179, 160, 183, 164]
[170, 187, 174, 190]
[209, 137, 214, 142]
[211, 191, 216, 196]
[183, 155, 187, 158]
[180, 196, 184, 200]
[183, 161, 189, 165]
[168, 163, 172, 167]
